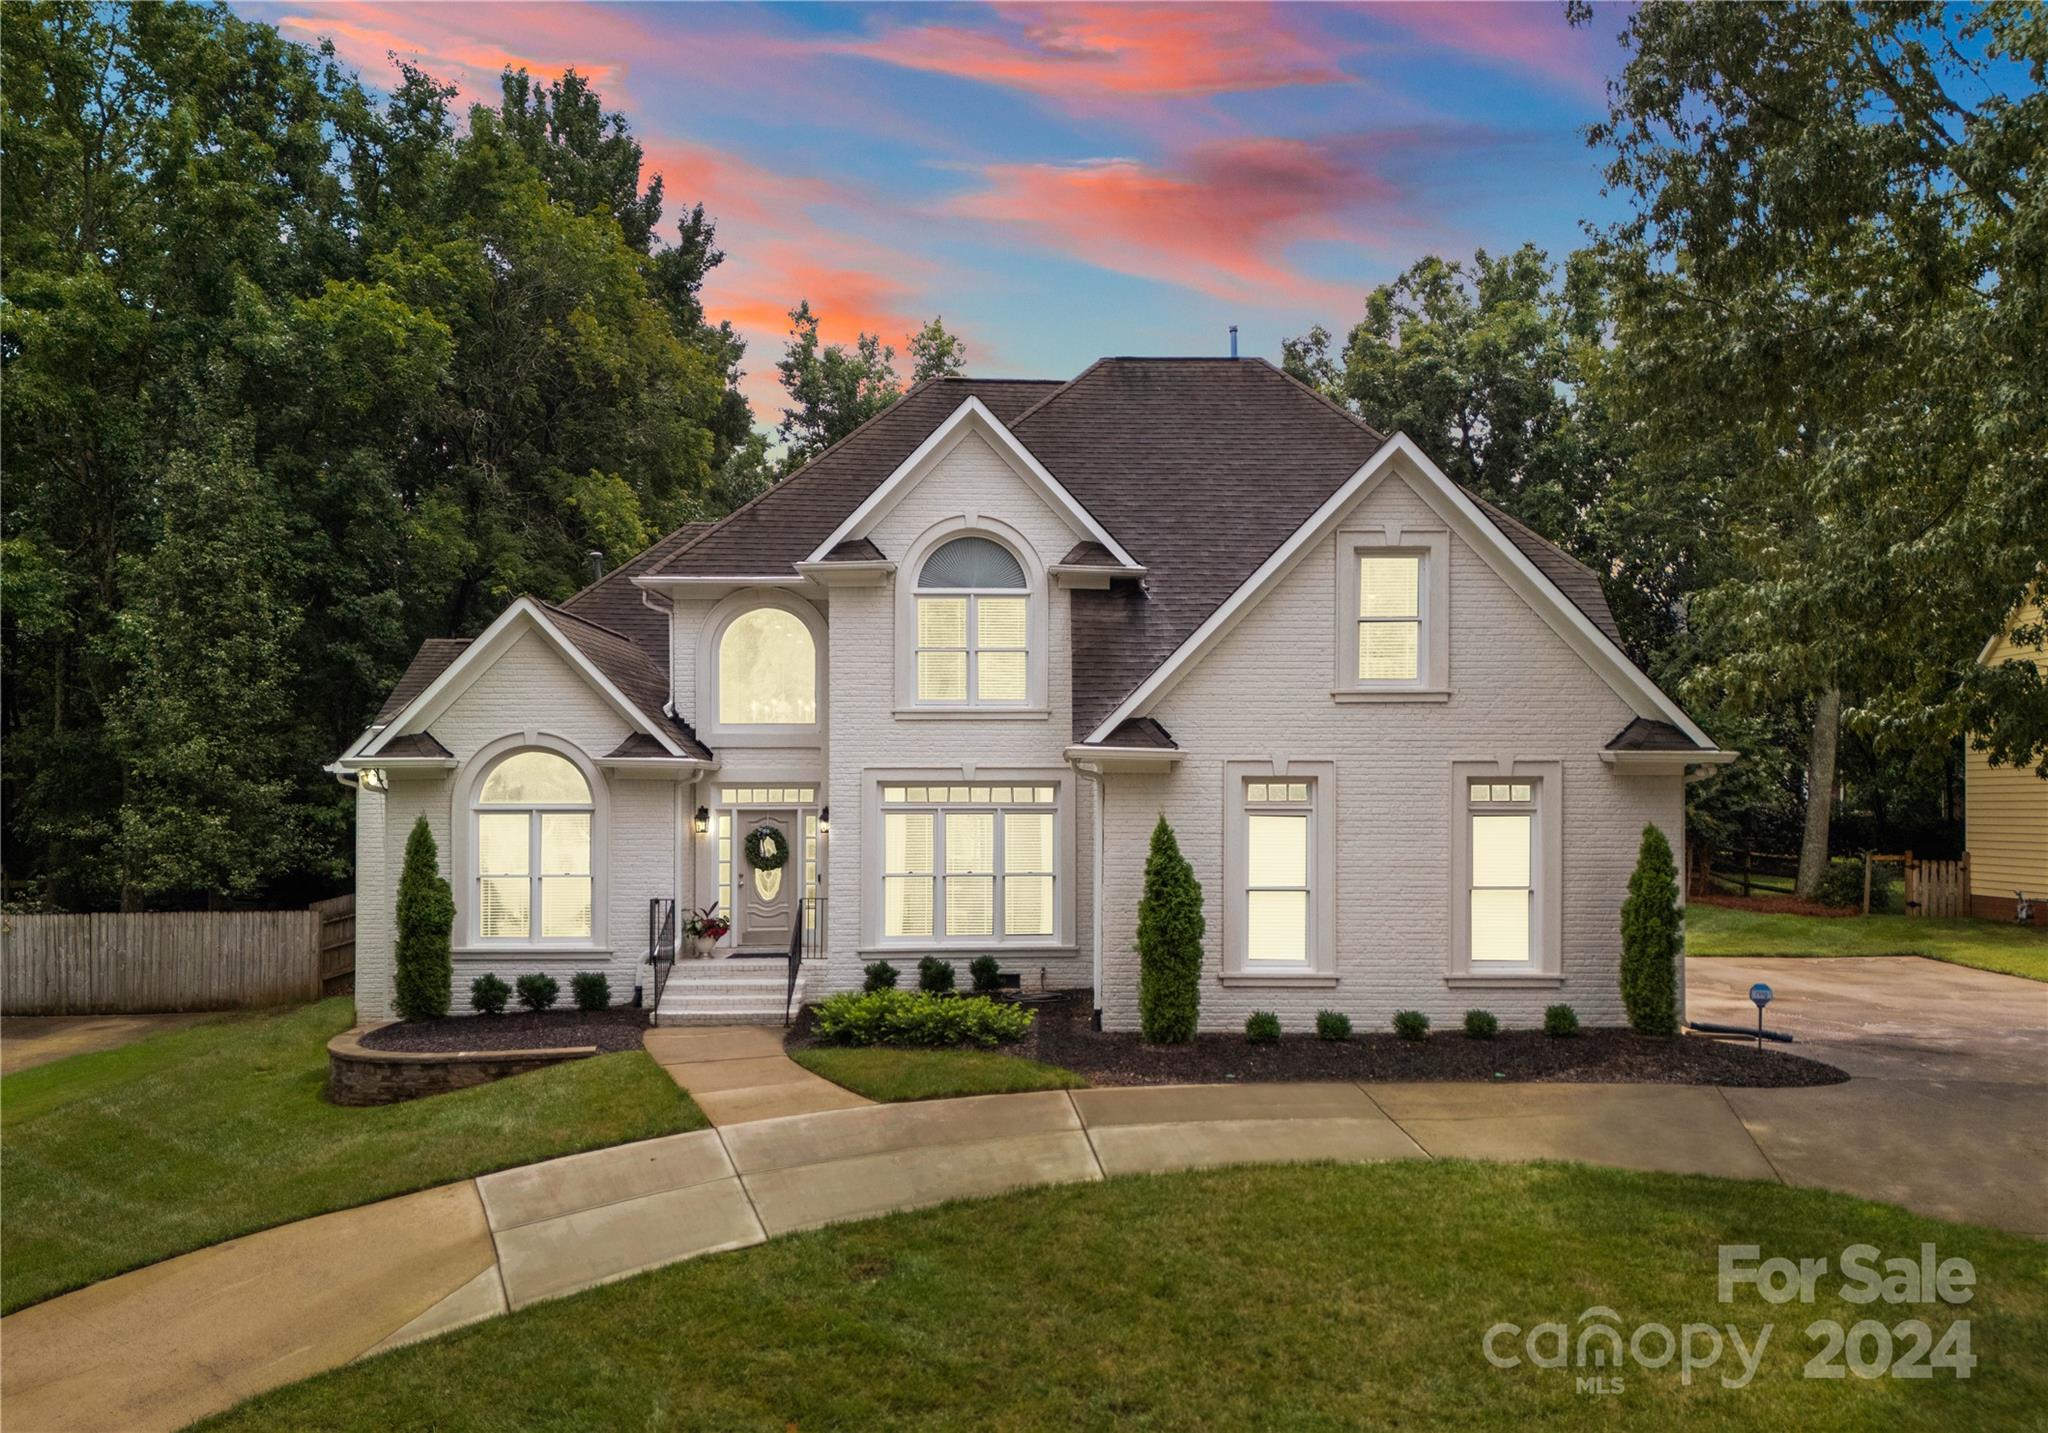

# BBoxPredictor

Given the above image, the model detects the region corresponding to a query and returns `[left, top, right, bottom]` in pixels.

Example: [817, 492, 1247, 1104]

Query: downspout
[1074, 761, 1106, 1030]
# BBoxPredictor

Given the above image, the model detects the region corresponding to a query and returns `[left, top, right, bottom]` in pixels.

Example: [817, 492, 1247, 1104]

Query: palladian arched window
[915, 536, 1028, 705]
[474, 749, 592, 940]
[718, 607, 817, 725]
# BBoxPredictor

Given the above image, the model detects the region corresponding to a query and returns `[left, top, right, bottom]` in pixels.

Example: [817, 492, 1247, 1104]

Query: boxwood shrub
[1315, 1009, 1352, 1041]
[1392, 1009, 1430, 1041]
[918, 955, 956, 994]
[969, 954, 1003, 993]
[811, 990, 1033, 1048]
[862, 960, 899, 992]
[570, 971, 610, 1012]
[469, 973, 510, 1016]
[1244, 1010, 1281, 1044]
[515, 973, 559, 1012]
[1544, 1003, 1580, 1037]
[1462, 1009, 1499, 1040]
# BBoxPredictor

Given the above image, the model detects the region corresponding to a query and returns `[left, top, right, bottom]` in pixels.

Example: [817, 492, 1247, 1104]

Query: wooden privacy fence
[1904, 852, 1971, 919]
[2, 899, 356, 1015]
[310, 894, 356, 992]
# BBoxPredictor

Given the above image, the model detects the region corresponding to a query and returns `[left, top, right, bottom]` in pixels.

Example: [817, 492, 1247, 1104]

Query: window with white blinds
[880, 784, 1059, 942]
[473, 749, 593, 942]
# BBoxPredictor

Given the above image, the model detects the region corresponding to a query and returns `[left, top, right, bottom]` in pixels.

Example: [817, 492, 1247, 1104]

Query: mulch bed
[362, 1006, 651, 1055]
[1693, 892, 1856, 919]
[1018, 991, 1846, 1088]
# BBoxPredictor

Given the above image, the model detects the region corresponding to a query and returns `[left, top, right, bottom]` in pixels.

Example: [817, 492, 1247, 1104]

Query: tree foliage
[1, 2, 755, 907]
[393, 816, 453, 1022]
[1619, 824, 1681, 1037]
[774, 301, 902, 470]
[907, 316, 969, 383]
[1136, 817, 1205, 1044]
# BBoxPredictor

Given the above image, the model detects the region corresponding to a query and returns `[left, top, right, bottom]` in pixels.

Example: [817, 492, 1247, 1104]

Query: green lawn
[0, 998, 702, 1314]
[791, 1044, 1087, 1101]
[201, 1162, 2046, 1431]
[1688, 903, 2048, 981]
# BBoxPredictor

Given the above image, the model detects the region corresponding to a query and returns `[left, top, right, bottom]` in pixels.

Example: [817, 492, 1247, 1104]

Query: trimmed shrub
[1392, 1009, 1430, 1041]
[863, 960, 899, 993]
[1816, 858, 1867, 909]
[469, 973, 510, 1016]
[811, 990, 1034, 1048]
[1137, 817, 1205, 1043]
[1315, 1009, 1352, 1042]
[570, 971, 609, 1012]
[515, 973, 559, 1012]
[1544, 1003, 1580, 1038]
[393, 816, 454, 1022]
[1621, 823, 1681, 1036]
[1463, 1009, 1499, 1040]
[1245, 1010, 1281, 1044]
[969, 954, 1003, 994]
[918, 955, 956, 994]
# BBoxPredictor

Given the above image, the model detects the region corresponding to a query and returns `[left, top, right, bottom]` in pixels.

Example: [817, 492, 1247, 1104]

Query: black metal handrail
[784, 895, 824, 1026]
[647, 897, 676, 1008]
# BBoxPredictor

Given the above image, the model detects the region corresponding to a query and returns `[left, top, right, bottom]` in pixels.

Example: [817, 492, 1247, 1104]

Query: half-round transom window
[475, 750, 592, 941]
[718, 607, 817, 726]
[915, 536, 1029, 704]
[918, 536, 1026, 590]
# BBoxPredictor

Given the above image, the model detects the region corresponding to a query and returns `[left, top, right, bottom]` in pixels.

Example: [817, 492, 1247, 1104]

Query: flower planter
[693, 934, 718, 959]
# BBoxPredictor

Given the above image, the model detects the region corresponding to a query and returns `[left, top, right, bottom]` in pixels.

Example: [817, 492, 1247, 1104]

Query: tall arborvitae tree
[1620, 824, 1681, 1036]
[393, 817, 454, 1022]
[1137, 817, 1205, 1044]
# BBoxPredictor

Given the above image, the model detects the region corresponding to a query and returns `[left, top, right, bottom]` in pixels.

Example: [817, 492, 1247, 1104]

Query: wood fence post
[1905, 850, 1917, 917]
[1960, 851, 1972, 919]
[1743, 850, 1752, 898]
[1862, 852, 1873, 917]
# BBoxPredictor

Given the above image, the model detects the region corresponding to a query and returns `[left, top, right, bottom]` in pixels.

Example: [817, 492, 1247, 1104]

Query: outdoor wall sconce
[819, 806, 830, 834]
[694, 805, 710, 836]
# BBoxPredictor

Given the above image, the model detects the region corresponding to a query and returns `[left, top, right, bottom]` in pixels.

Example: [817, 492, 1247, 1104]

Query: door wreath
[744, 824, 790, 872]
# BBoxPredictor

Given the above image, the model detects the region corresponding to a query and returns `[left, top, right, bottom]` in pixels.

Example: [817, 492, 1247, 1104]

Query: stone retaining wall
[327, 1026, 596, 1106]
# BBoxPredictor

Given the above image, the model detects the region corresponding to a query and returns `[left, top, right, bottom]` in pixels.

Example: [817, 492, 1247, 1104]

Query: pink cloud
[947, 137, 1398, 307]
[833, 2, 1356, 100]
[1371, 2, 1609, 97]
[275, 2, 642, 100]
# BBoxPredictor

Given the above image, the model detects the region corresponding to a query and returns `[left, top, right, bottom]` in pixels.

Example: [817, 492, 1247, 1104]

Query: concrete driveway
[1687, 956, 2048, 1234]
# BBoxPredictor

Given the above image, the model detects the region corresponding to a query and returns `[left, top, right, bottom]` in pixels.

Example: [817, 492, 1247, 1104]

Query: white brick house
[337, 359, 1730, 1031]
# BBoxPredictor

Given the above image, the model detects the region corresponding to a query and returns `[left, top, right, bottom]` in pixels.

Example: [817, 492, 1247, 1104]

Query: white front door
[735, 808, 797, 950]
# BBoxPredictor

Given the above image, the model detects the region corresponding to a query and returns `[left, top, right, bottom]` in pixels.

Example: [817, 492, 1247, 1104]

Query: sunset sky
[235, 1, 1634, 419]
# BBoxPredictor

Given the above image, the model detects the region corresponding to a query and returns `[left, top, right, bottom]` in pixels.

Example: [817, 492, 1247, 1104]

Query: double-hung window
[880, 784, 1058, 942]
[1358, 556, 1422, 682]
[474, 750, 593, 942]
[1468, 780, 1535, 964]
[1245, 781, 1313, 964]
[914, 537, 1029, 705]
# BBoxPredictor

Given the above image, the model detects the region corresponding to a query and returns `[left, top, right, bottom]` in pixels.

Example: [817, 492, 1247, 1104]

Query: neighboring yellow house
[1966, 594, 2048, 924]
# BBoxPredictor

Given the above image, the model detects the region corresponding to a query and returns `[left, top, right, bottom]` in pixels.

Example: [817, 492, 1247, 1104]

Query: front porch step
[653, 958, 809, 1027]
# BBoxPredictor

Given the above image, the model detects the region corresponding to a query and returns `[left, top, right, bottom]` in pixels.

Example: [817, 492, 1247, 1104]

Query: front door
[736, 809, 797, 950]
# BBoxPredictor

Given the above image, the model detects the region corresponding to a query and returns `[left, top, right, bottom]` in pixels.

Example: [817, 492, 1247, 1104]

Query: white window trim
[1333, 525, 1450, 701]
[1447, 759, 1563, 985]
[697, 590, 827, 748]
[894, 518, 1050, 716]
[450, 733, 608, 955]
[1221, 759, 1338, 985]
[860, 767, 1074, 952]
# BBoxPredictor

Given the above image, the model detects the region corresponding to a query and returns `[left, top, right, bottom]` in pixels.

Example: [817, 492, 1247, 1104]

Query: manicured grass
[791, 1044, 1087, 1101]
[1689, 903, 2048, 981]
[201, 1162, 2046, 1431]
[0, 998, 702, 1313]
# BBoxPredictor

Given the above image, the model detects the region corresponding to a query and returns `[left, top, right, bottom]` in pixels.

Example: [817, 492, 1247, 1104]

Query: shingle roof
[559, 521, 715, 673]
[363, 359, 1657, 754]
[1014, 359, 1389, 732]
[374, 639, 471, 722]
[1089, 717, 1178, 750]
[1057, 540, 1126, 568]
[650, 379, 1063, 578]
[378, 731, 454, 759]
[541, 604, 712, 760]
[1606, 717, 1707, 752]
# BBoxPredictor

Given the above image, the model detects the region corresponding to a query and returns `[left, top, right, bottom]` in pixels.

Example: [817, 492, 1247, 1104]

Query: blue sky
[238, 2, 1637, 414]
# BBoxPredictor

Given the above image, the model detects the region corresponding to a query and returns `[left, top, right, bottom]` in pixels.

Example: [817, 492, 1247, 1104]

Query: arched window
[915, 536, 1028, 705]
[474, 749, 593, 941]
[718, 607, 817, 726]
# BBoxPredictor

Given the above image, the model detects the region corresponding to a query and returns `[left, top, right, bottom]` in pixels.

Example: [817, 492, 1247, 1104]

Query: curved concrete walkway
[6, 964, 2042, 1432]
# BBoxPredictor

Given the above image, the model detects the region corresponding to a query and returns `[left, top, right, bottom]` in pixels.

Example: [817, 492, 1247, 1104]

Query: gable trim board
[804, 398, 1143, 572]
[355, 597, 703, 763]
[1080, 433, 1724, 756]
